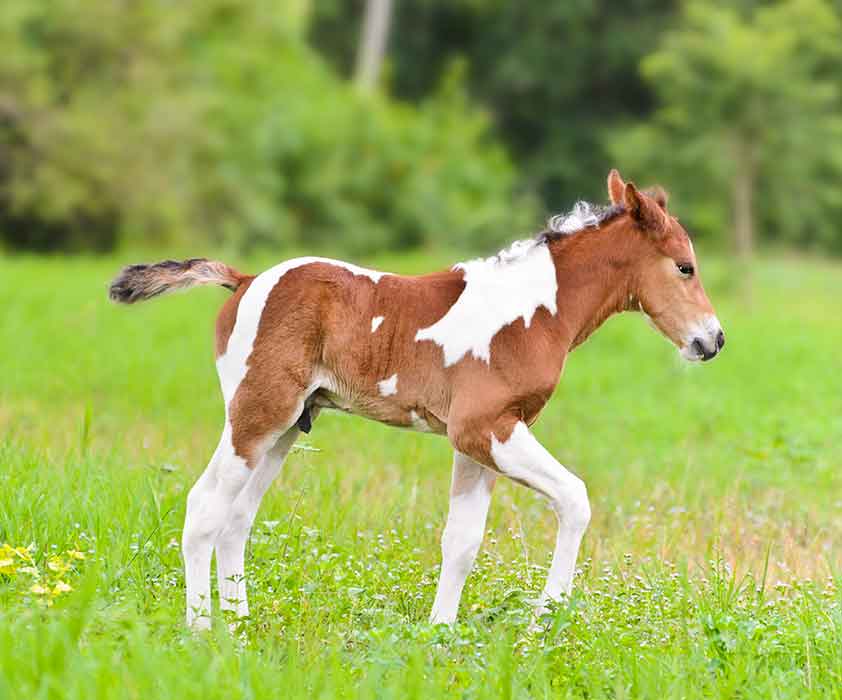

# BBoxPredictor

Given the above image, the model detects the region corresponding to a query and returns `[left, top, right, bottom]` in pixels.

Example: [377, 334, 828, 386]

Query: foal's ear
[646, 185, 669, 210]
[607, 169, 625, 205]
[624, 182, 668, 234]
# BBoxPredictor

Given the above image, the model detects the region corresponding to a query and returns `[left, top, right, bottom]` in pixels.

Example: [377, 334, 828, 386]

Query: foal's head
[608, 169, 725, 362]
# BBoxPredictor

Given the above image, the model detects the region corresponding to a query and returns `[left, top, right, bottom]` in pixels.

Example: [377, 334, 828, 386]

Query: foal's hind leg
[215, 425, 302, 619]
[182, 426, 252, 630]
[183, 383, 309, 629]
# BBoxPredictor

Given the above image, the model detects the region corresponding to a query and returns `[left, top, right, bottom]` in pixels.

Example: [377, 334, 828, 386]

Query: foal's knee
[183, 481, 238, 555]
[554, 476, 591, 533]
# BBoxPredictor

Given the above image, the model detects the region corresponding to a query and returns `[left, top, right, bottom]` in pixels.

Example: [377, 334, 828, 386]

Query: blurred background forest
[1, 0, 841, 258]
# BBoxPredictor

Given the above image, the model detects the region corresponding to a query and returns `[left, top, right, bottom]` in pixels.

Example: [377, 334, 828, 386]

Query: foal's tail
[108, 258, 247, 304]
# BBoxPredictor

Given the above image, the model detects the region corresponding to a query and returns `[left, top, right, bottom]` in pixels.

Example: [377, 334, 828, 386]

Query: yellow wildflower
[0, 544, 34, 574]
[52, 581, 73, 595]
[15, 546, 35, 564]
[0, 558, 15, 575]
[47, 556, 70, 574]
[30, 583, 47, 595]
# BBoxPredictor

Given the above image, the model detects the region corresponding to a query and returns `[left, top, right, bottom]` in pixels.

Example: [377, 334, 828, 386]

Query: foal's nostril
[691, 338, 705, 358]
[716, 330, 725, 350]
[691, 337, 718, 361]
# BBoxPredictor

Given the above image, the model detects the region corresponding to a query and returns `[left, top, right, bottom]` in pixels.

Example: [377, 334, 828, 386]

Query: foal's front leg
[430, 452, 496, 624]
[489, 421, 591, 613]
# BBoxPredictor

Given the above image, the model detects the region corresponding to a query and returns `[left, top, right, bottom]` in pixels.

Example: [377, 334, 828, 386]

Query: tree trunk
[732, 135, 756, 302]
[355, 0, 392, 92]
[732, 136, 756, 260]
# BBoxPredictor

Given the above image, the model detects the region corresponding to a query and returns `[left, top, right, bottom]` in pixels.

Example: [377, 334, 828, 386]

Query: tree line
[2, 0, 841, 255]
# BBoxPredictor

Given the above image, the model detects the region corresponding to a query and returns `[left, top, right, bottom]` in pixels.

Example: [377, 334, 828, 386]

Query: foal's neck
[547, 222, 638, 352]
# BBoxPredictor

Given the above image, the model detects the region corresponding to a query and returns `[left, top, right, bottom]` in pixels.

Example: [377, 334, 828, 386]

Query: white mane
[547, 201, 607, 235]
[456, 201, 618, 269]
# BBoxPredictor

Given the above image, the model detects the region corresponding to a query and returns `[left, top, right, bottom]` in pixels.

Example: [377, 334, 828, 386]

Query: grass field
[2, 250, 842, 698]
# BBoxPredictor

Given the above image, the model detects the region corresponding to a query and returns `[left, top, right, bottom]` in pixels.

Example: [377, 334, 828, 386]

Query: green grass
[1, 250, 842, 698]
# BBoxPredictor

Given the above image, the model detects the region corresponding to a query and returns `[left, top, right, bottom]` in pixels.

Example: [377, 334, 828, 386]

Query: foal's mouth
[677, 314, 726, 363]
[680, 329, 726, 362]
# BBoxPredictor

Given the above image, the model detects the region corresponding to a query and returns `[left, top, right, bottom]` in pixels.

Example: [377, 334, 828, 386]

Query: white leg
[429, 452, 496, 625]
[215, 427, 300, 619]
[182, 426, 251, 630]
[490, 422, 590, 613]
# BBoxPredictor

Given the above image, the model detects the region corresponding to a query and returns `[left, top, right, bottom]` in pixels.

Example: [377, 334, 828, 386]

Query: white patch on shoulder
[409, 410, 432, 432]
[217, 256, 386, 408]
[377, 373, 398, 397]
[414, 242, 558, 366]
[371, 316, 384, 333]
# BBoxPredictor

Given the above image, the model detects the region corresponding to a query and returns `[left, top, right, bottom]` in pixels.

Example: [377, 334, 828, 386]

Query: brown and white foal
[110, 169, 725, 629]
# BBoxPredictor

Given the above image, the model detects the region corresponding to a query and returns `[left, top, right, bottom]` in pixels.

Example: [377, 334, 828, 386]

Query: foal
[110, 169, 724, 629]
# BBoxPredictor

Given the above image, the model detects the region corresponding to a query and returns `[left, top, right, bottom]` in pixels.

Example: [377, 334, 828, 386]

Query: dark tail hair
[108, 258, 246, 304]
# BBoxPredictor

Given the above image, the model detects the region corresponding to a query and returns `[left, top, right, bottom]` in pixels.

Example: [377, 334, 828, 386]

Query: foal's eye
[677, 263, 695, 277]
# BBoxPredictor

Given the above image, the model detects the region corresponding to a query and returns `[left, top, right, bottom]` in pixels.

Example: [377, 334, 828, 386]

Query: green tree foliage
[0, 1, 532, 253]
[0, 2, 204, 250]
[613, 0, 842, 254]
[312, 0, 677, 210]
[5, 0, 842, 255]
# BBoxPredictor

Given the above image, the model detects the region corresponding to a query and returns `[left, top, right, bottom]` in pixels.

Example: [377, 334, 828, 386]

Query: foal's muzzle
[691, 330, 725, 362]
[682, 317, 725, 362]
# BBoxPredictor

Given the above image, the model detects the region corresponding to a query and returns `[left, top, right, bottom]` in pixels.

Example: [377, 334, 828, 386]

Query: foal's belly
[310, 386, 447, 435]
